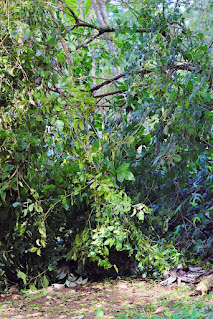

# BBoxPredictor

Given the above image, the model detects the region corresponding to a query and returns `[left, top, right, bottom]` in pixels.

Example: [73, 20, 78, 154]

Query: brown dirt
[0, 278, 212, 318]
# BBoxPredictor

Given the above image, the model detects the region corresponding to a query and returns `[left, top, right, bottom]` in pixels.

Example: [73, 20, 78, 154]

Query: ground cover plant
[0, 0, 212, 295]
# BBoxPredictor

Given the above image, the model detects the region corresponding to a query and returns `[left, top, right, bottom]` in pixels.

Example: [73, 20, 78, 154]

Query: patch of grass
[143, 303, 156, 313]
[111, 287, 213, 319]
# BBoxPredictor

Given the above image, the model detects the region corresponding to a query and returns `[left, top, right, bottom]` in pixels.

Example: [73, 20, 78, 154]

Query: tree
[185, 0, 213, 41]
[0, 0, 212, 291]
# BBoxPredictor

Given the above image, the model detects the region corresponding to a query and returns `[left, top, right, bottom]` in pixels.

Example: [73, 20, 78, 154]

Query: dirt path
[0, 279, 212, 318]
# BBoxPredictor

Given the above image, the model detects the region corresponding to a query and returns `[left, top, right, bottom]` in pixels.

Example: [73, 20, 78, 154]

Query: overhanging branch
[90, 68, 154, 93]
[90, 63, 201, 93]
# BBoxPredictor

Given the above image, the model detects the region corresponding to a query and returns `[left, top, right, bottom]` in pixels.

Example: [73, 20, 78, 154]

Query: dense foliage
[0, 0, 212, 291]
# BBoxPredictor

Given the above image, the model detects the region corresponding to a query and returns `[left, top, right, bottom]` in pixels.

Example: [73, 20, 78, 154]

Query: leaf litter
[0, 278, 212, 318]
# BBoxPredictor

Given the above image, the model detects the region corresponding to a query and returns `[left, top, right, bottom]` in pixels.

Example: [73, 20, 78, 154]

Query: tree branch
[94, 89, 126, 98]
[71, 22, 112, 32]
[97, 101, 126, 108]
[90, 63, 203, 93]
[76, 29, 106, 50]
[90, 68, 154, 93]
[59, 0, 80, 23]
[48, 8, 73, 67]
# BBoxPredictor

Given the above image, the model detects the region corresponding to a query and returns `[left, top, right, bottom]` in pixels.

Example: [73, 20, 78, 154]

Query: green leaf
[24, 27, 31, 37]
[124, 171, 135, 181]
[42, 184, 56, 190]
[116, 242, 122, 251]
[35, 205, 43, 213]
[29, 247, 38, 253]
[193, 216, 201, 225]
[132, 23, 137, 32]
[39, 226, 46, 237]
[54, 104, 63, 111]
[42, 275, 49, 288]
[114, 264, 118, 273]
[104, 238, 112, 246]
[117, 171, 135, 182]
[29, 204, 34, 212]
[104, 246, 109, 255]
[109, 238, 115, 248]
[198, 33, 204, 39]
[73, 119, 78, 132]
[36, 116, 43, 121]
[12, 202, 20, 208]
[48, 265, 53, 271]
[23, 209, 28, 217]
[137, 211, 144, 221]
[33, 192, 39, 200]
[62, 200, 69, 211]
[29, 284, 37, 291]
[79, 119, 84, 130]
[116, 163, 130, 173]
[117, 172, 125, 183]
[0, 190, 6, 202]
[17, 270, 27, 285]
[173, 154, 182, 162]
[36, 239, 41, 246]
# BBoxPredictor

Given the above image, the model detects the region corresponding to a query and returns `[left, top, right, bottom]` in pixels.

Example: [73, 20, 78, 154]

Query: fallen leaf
[51, 283, 65, 289]
[75, 276, 88, 285]
[65, 280, 77, 288]
[67, 274, 78, 282]
[154, 306, 169, 314]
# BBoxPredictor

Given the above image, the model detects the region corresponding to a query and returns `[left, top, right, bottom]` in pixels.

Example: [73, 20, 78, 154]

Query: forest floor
[0, 278, 212, 319]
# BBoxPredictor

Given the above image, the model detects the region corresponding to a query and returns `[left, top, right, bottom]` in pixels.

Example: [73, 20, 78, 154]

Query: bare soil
[0, 278, 212, 318]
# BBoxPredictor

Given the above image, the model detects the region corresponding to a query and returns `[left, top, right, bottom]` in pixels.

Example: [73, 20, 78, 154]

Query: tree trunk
[90, 0, 120, 76]
[79, 0, 96, 87]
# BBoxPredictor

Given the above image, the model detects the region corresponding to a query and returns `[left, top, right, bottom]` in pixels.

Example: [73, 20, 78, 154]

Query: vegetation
[0, 0, 212, 292]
